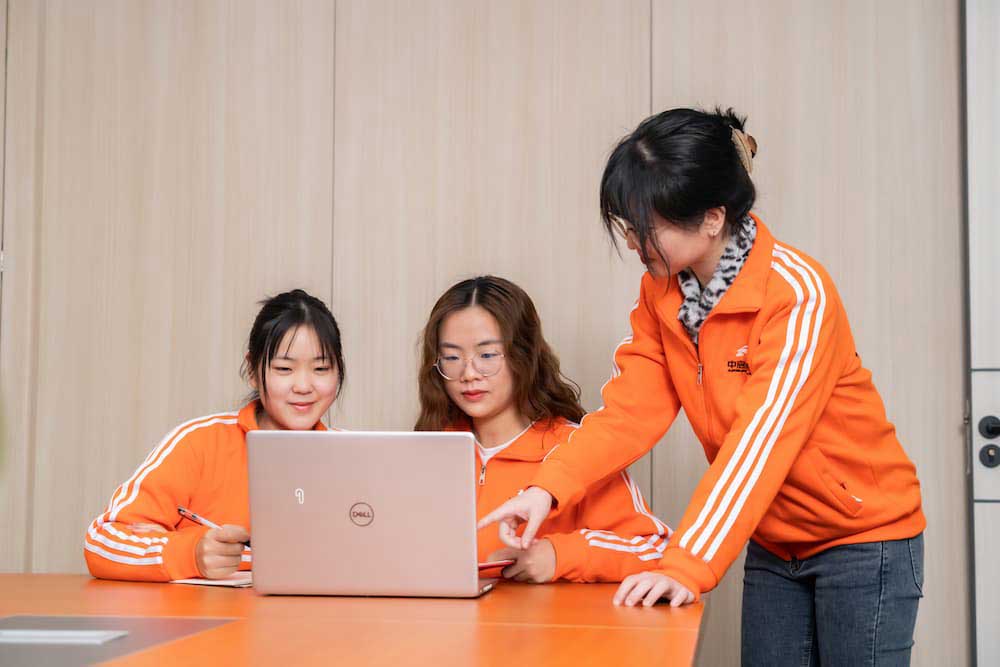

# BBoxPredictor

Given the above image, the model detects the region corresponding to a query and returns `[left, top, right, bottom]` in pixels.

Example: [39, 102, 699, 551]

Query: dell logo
[294, 488, 305, 505]
[349, 502, 374, 527]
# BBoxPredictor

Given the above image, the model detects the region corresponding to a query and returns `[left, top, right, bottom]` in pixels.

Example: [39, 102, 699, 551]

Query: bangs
[311, 316, 342, 371]
[263, 317, 340, 371]
[261, 315, 301, 371]
[601, 157, 656, 236]
[600, 142, 668, 265]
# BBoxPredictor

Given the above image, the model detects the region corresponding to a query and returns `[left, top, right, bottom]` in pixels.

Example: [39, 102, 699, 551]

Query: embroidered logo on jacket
[728, 346, 751, 375]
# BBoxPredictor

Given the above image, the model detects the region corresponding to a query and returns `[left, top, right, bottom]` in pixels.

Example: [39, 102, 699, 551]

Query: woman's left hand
[487, 540, 556, 583]
[613, 572, 696, 607]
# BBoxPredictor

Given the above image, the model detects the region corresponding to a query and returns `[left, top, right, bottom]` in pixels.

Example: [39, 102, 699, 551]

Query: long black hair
[600, 107, 757, 273]
[240, 289, 345, 402]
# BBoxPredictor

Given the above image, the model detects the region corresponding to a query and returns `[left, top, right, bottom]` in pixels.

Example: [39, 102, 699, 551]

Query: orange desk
[0, 575, 703, 665]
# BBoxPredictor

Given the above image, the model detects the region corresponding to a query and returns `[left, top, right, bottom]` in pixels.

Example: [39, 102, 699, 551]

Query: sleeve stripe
[563, 301, 640, 455]
[98, 412, 237, 524]
[84, 541, 164, 566]
[690, 257, 815, 555]
[638, 543, 669, 561]
[107, 417, 238, 523]
[586, 535, 666, 555]
[86, 524, 165, 557]
[92, 520, 168, 546]
[699, 247, 826, 561]
[676, 245, 822, 559]
[88, 518, 170, 556]
[580, 529, 647, 544]
[620, 471, 668, 536]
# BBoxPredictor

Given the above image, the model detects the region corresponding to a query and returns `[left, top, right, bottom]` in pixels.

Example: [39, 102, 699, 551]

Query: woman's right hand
[195, 524, 250, 579]
[477, 487, 554, 550]
[613, 572, 696, 608]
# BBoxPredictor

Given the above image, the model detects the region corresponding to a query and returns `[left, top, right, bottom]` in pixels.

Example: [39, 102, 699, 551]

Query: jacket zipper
[479, 463, 487, 485]
[671, 317, 714, 445]
[697, 359, 713, 443]
[695, 325, 716, 445]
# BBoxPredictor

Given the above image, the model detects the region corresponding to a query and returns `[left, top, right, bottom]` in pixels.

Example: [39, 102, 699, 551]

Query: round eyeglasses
[434, 352, 506, 381]
[610, 215, 635, 240]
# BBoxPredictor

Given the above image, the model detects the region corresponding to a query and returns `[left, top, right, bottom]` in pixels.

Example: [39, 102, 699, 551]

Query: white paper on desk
[0, 629, 129, 645]
[170, 571, 252, 587]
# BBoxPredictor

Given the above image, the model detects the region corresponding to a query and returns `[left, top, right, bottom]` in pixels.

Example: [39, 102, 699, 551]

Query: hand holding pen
[178, 507, 251, 580]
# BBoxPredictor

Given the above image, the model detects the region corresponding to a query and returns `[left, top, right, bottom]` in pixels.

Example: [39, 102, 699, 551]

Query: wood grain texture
[331, 0, 654, 494]
[0, 0, 37, 573]
[18, 0, 334, 573]
[0, 575, 704, 666]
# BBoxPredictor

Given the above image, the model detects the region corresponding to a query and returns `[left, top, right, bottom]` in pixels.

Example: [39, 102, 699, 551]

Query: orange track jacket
[84, 402, 327, 581]
[473, 419, 671, 582]
[529, 217, 925, 598]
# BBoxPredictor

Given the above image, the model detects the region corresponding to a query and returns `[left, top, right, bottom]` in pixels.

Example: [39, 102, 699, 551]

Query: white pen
[177, 506, 251, 547]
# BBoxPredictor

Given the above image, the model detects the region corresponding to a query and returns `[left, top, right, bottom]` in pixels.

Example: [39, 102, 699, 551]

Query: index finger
[477, 499, 519, 530]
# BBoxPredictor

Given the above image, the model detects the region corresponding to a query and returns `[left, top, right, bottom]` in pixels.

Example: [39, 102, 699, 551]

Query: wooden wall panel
[331, 0, 654, 496]
[0, 0, 31, 573]
[651, 1, 966, 665]
[18, 0, 334, 573]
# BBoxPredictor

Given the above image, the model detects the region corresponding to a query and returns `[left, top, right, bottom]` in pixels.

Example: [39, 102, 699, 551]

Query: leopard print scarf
[677, 215, 757, 345]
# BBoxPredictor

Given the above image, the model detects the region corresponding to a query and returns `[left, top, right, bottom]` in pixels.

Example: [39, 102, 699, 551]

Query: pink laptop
[247, 430, 496, 597]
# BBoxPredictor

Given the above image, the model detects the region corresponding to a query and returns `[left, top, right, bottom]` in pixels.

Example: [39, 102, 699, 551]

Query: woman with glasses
[477, 108, 925, 666]
[415, 275, 671, 583]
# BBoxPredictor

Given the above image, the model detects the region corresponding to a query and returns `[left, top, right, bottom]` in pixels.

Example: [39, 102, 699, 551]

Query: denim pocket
[908, 533, 924, 596]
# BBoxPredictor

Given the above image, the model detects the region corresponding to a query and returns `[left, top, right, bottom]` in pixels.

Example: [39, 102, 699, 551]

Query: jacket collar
[237, 400, 330, 433]
[455, 419, 565, 462]
[652, 214, 774, 341]
[712, 213, 773, 314]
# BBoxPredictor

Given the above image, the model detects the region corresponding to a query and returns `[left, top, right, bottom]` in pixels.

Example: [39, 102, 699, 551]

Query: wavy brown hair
[414, 276, 585, 431]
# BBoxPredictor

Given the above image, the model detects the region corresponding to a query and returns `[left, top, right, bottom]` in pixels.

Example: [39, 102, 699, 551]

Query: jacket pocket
[805, 447, 864, 517]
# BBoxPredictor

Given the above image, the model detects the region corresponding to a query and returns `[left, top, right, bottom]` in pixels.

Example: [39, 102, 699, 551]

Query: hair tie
[731, 128, 757, 174]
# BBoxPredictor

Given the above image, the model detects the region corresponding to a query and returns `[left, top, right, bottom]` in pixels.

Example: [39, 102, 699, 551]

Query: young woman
[479, 109, 925, 664]
[416, 275, 670, 583]
[84, 289, 345, 582]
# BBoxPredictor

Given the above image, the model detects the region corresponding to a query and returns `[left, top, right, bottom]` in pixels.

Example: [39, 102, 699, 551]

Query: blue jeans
[741, 534, 923, 666]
